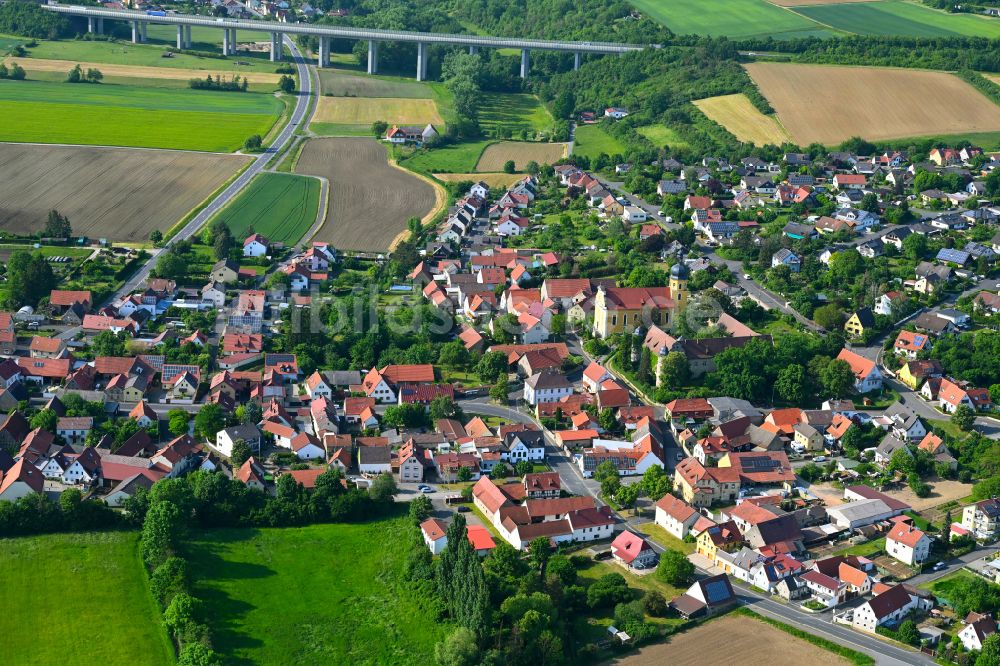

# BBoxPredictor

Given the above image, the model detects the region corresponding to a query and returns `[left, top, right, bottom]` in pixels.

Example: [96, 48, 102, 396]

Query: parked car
[456, 506, 470, 513]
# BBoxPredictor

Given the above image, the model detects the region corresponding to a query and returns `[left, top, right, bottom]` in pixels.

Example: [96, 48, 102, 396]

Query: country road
[108, 34, 314, 305]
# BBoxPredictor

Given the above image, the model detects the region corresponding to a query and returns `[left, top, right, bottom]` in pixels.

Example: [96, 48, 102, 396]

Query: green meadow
[573, 123, 626, 159]
[0, 79, 281, 151]
[187, 519, 449, 665]
[0, 531, 174, 666]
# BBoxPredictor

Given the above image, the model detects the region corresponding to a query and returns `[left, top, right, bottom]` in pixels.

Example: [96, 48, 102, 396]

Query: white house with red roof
[837, 348, 883, 393]
[582, 361, 613, 393]
[886, 520, 931, 565]
[420, 518, 449, 554]
[937, 377, 976, 414]
[243, 233, 270, 257]
[654, 494, 708, 540]
[611, 530, 658, 569]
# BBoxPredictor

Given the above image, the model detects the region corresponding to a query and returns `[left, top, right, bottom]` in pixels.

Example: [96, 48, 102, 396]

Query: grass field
[0, 79, 281, 151]
[208, 173, 321, 245]
[318, 70, 432, 98]
[618, 614, 850, 665]
[769, 0, 875, 6]
[476, 141, 568, 171]
[572, 123, 626, 159]
[478, 92, 553, 136]
[745, 62, 1000, 145]
[792, 1, 1000, 37]
[296, 137, 440, 251]
[188, 520, 450, 665]
[0, 531, 174, 666]
[143, 24, 272, 50]
[313, 96, 443, 126]
[400, 140, 492, 173]
[13, 34, 283, 70]
[0, 144, 251, 241]
[694, 93, 791, 146]
[630, 0, 833, 38]
[433, 172, 526, 187]
[636, 124, 689, 149]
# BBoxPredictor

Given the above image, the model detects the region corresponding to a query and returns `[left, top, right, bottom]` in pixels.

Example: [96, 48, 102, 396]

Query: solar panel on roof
[704, 580, 730, 604]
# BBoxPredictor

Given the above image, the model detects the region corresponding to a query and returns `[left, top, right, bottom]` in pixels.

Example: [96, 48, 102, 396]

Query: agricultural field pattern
[0, 143, 251, 241]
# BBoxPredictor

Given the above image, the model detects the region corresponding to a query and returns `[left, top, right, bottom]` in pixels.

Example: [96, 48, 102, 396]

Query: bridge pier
[184, 25, 191, 48]
[87, 16, 95, 33]
[131, 20, 139, 44]
[317, 36, 329, 67]
[97, 18, 104, 34]
[222, 28, 230, 55]
[270, 33, 282, 62]
[520, 48, 529, 79]
[416, 42, 428, 81]
[574, 52, 581, 71]
[140, 21, 147, 42]
[367, 40, 378, 75]
[469, 45, 478, 56]
[176, 25, 184, 49]
[230, 29, 238, 55]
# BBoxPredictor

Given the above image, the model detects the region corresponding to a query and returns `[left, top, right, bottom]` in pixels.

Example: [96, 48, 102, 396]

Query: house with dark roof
[670, 574, 737, 618]
[852, 584, 933, 633]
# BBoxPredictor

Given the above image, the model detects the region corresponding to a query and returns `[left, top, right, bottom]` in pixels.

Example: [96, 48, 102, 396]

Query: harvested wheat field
[613, 614, 848, 666]
[0, 144, 250, 241]
[694, 93, 790, 146]
[313, 96, 443, 126]
[294, 137, 440, 251]
[433, 172, 526, 188]
[476, 142, 568, 171]
[5, 57, 283, 83]
[746, 62, 1000, 145]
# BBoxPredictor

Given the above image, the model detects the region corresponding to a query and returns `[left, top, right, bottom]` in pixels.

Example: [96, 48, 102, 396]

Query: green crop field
[478, 92, 554, 136]
[573, 124, 626, 159]
[792, 1, 1000, 37]
[209, 172, 321, 245]
[0, 531, 174, 666]
[0, 79, 281, 151]
[631, 0, 833, 38]
[188, 519, 450, 665]
[399, 139, 492, 173]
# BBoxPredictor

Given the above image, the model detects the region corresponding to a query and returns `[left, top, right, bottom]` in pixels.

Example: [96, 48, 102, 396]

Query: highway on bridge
[45, 4, 651, 54]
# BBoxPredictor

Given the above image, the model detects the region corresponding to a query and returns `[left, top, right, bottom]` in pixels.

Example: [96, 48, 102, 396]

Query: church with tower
[591, 262, 689, 338]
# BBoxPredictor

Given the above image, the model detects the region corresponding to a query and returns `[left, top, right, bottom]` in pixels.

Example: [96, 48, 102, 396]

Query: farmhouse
[385, 124, 438, 146]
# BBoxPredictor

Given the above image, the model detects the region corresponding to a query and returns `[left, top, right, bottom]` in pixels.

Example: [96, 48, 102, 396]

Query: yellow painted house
[592, 265, 687, 338]
[844, 307, 876, 338]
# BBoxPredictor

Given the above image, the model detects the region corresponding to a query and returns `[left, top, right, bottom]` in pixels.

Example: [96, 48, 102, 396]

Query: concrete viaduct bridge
[44, 4, 651, 80]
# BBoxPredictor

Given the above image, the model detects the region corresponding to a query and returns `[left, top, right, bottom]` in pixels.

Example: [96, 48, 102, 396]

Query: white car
[743, 274, 751, 280]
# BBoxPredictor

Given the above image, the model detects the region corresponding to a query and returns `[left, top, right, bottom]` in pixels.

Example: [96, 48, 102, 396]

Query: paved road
[107, 35, 314, 305]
